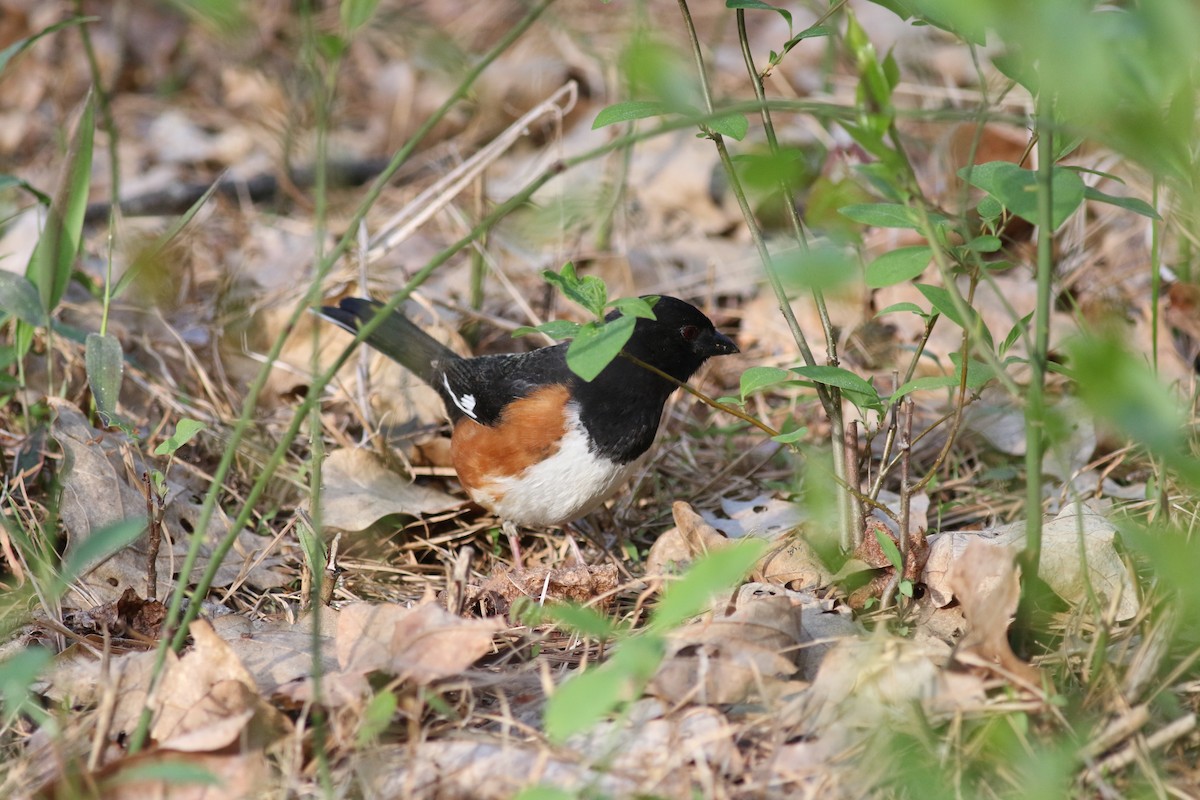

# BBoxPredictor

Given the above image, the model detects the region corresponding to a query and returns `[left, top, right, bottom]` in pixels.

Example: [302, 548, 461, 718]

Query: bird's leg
[502, 520, 524, 567]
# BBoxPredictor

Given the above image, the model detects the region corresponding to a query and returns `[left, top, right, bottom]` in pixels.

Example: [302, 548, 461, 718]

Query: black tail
[319, 298, 461, 385]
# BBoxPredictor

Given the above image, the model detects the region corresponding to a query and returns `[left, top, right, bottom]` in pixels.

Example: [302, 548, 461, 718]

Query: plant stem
[1022, 99, 1055, 585]
[676, 0, 853, 547]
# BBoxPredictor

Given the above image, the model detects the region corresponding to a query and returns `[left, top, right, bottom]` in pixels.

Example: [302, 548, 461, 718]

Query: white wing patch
[442, 374, 477, 419]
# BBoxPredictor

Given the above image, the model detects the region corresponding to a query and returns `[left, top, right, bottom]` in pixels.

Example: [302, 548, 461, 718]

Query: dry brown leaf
[320, 447, 461, 532]
[336, 601, 502, 683]
[61, 587, 167, 643]
[946, 540, 1041, 687]
[49, 399, 289, 606]
[646, 501, 733, 576]
[208, 609, 339, 697]
[649, 500, 832, 589]
[648, 583, 802, 705]
[802, 630, 985, 741]
[93, 749, 270, 800]
[924, 503, 1139, 620]
[151, 620, 288, 751]
[361, 705, 738, 799]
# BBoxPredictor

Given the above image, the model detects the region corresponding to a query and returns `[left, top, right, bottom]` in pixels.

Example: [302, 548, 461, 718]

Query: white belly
[470, 421, 642, 528]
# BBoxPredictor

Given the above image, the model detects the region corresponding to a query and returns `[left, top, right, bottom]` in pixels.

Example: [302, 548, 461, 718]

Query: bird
[320, 294, 739, 560]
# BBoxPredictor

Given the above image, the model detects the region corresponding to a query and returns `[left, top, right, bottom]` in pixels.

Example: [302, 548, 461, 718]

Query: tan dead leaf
[94, 748, 270, 800]
[362, 706, 737, 799]
[336, 601, 502, 683]
[924, 503, 1139, 620]
[208, 608, 338, 697]
[151, 620, 288, 751]
[803, 631, 978, 738]
[648, 583, 802, 704]
[645, 501, 732, 576]
[946, 540, 1040, 687]
[38, 645, 164, 738]
[467, 563, 620, 615]
[650, 500, 832, 589]
[320, 447, 460, 532]
[49, 399, 288, 606]
[360, 740, 638, 799]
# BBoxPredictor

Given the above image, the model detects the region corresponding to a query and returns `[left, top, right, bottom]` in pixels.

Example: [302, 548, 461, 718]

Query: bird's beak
[709, 330, 739, 356]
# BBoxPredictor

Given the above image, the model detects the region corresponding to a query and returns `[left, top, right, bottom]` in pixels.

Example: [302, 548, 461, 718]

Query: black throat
[572, 354, 680, 464]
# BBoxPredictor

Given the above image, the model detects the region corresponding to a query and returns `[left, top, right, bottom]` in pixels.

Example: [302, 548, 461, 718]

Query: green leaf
[609, 295, 658, 320]
[771, 426, 808, 444]
[592, 100, 670, 129]
[340, 0, 381, 32]
[0, 17, 95, 76]
[513, 320, 582, 341]
[874, 526, 903, 572]
[914, 286, 994, 350]
[709, 112, 749, 141]
[544, 635, 663, 743]
[914, 283, 963, 326]
[27, 92, 94, 314]
[356, 689, 397, 748]
[965, 235, 1003, 253]
[0, 647, 52, 726]
[891, 374, 959, 401]
[726, 0, 792, 30]
[154, 418, 207, 457]
[772, 245, 859, 292]
[838, 203, 922, 229]
[947, 352, 995, 390]
[104, 760, 220, 788]
[0, 272, 49, 326]
[959, 161, 1084, 230]
[565, 315, 636, 382]
[783, 25, 833, 51]
[1000, 311, 1034, 357]
[792, 365, 881, 404]
[739, 366, 792, 400]
[874, 301, 927, 318]
[530, 604, 619, 639]
[865, 245, 932, 288]
[86, 333, 123, 427]
[1083, 186, 1160, 220]
[59, 517, 145, 594]
[543, 262, 608, 317]
[651, 538, 767, 630]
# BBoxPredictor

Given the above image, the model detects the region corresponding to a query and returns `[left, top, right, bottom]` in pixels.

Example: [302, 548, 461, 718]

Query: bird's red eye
[680, 324, 700, 341]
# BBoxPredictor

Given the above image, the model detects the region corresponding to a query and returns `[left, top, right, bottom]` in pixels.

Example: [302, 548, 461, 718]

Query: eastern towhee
[320, 295, 738, 556]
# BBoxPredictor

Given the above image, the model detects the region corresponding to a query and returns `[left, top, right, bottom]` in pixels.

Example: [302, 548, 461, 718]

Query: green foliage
[960, 161, 1084, 230]
[865, 245, 932, 288]
[0, 17, 95, 76]
[154, 419, 207, 457]
[27, 92, 94, 316]
[85, 333, 123, 427]
[0, 647, 52, 727]
[516, 263, 659, 382]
